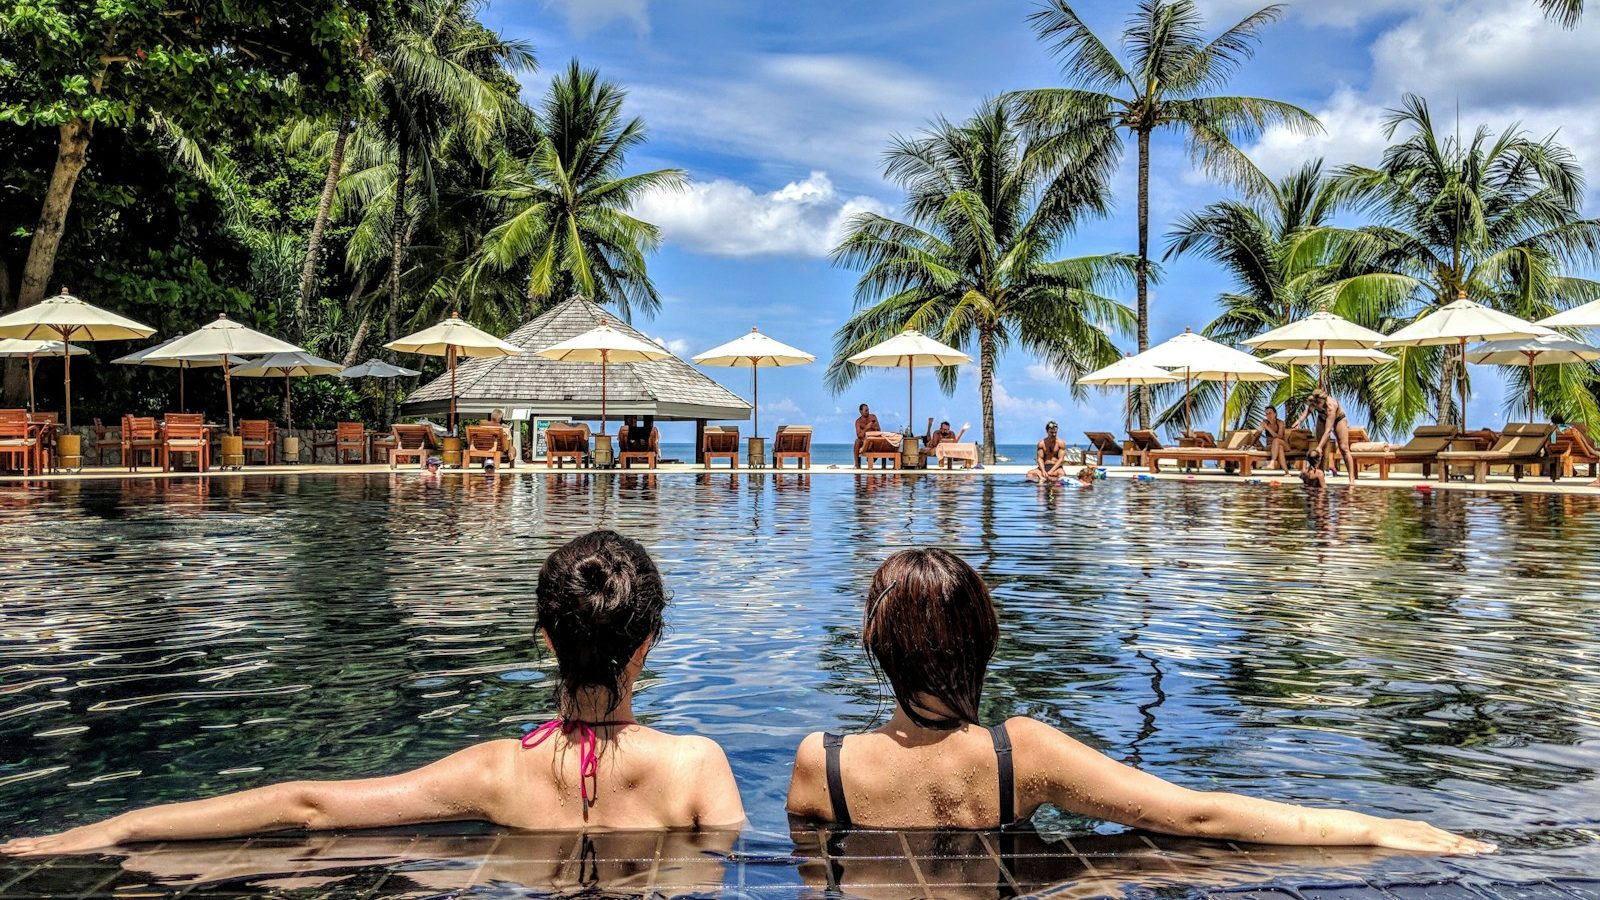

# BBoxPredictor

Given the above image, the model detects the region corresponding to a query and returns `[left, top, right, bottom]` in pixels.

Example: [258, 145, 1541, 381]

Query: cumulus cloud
[544, 0, 649, 36]
[759, 397, 803, 417]
[1026, 363, 1060, 384]
[992, 376, 1064, 421]
[1197, 0, 1415, 28]
[647, 335, 691, 356]
[632, 172, 886, 257]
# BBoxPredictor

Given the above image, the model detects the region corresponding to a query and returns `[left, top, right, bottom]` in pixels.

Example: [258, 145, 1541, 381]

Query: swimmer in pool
[3, 531, 744, 856]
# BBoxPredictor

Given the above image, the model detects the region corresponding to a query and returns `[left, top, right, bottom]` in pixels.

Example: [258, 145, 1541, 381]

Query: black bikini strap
[989, 723, 1015, 827]
[822, 732, 851, 825]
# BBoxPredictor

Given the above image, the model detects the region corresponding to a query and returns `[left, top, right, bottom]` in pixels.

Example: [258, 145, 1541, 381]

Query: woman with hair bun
[4, 530, 744, 857]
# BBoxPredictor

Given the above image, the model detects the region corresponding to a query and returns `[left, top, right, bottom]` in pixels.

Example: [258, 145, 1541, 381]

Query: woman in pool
[787, 548, 1489, 854]
[4, 530, 744, 856]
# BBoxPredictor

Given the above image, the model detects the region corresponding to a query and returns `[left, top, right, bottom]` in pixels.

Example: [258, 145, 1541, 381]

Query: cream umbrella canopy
[692, 328, 815, 438]
[0, 339, 87, 413]
[1465, 334, 1600, 418]
[386, 314, 522, 432]
[228, 351, 344, 430]
[847, 329, 971, 429]
[1244, 309, 1389, 387]
[338, 359, 421, 379]
[1130, 329, 1285, 434]
[1538, 298, 1600, 329]
[1080, 356, 1180, 431]
[140, 315, 303, 434]
[0, 287, 155, 427]
[533, 320, 671, 435]
[112, 334, 231, 413]
[1379, 292, 1552, 428]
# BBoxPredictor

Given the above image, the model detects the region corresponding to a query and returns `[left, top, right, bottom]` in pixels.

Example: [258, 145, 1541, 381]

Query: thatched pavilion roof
[402, 297, 752, 422]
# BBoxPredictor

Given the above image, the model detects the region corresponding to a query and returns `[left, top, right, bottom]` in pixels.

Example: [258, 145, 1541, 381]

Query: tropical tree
[827, 99, 1136, 463]
[1016, 0, 1320, 427]
[475, 61, 682, 322]
[1315, 94, 1600, 431]
[1539, 0, 1584, 27]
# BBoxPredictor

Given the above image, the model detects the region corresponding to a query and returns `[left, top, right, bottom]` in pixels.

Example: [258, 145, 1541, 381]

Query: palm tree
[827, 99, 1136, 463]
[1016, 0, 1320, 427]
[1539, 0, 1584, 27]
[476, 61, 684, 322]
[1315, 94, 1600, 431]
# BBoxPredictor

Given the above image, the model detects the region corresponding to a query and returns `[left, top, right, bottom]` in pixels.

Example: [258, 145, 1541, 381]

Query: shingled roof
[402, 297, 752, 422]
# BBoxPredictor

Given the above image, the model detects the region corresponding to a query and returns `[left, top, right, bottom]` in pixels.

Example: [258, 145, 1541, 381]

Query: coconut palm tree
[1016, 0, 1320, 427]
[827, 99, 1136, 463]
[475, 61, 684, 322]
[1315, 94, 1600, 431]
[1539, 0, 1584, 27]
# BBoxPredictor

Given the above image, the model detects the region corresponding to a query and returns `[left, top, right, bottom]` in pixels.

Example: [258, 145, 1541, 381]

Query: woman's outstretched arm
[1010, 718, 1491, 854]
[1, 741, 511, 857]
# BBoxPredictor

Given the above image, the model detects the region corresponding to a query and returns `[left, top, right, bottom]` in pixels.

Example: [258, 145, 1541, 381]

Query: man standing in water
[1026, 421, 1068, 482]
[853, 403, 881, 468]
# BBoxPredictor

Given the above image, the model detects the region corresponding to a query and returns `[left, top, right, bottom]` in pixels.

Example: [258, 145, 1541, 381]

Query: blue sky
[479, 0, 1600, 444]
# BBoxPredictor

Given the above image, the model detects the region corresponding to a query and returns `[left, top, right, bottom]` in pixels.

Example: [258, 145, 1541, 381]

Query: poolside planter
[219, 435, 243, 469]
[282, 435, 300, 463]
[442, 436, 462, 468]
[747, 436, 765, 468]
[55, 433, 82, 471]
[901, 436, 923, 469]
[592, 434, 614, 468]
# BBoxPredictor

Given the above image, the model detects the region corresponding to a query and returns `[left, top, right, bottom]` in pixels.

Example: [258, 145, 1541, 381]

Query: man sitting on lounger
[853, 404, 881, 467]
[1026, 421, 1069, 483]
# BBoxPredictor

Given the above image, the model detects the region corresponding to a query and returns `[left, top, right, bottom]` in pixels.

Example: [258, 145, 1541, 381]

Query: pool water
[1, 473, 1598, 897]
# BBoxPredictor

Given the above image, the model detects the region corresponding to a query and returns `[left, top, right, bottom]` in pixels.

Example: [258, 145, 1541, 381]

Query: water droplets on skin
[0, 474, 1596, 883]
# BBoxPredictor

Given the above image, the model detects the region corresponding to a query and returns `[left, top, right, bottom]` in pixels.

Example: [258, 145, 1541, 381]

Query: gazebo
[402, 297, 751, 459]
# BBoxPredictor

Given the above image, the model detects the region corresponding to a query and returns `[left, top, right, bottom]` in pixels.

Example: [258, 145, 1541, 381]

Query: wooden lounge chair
[0, 409, 36, 475]
[1146, 428, 1265, 476]
[122, 415, 161, 471]
[1180, 431, 1218, 448]
[702, 425, 740, 469]
[1436, 422, 1556, 484]
[860, 431, 902, 470]
[617, 424, 660, 469]
[391, 423, 440, 469]
[1084, 432, 1123, 466]
[92, 418, 118, 466]
[1123, 430, 1164, 469]
[544, 424, 591, 469]
[772, 425, 812, 469]
[1350, 425, 1458, 480]
[161, 422, 209, 472]
[1552, 423, 1600, 478]
[464, 424, 507, 469]
[315, 422, 369, 464]
[238, 419, 275, 465]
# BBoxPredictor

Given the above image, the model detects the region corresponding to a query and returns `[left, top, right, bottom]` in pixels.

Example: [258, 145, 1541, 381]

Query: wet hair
[535, 530, 667, 718]
[859, 403, 869, 413]
[862, 549, 998, 729]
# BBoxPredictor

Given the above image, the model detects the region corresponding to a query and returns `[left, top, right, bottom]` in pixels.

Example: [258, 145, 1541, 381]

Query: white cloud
[646, 335, 690, 356]
[759, 397, 803, 417]
[633, 172, 885, 257]
[1196, 0, 1416, 29]
[1026, 363, 1059, 384]
[544, 0, 649, 36]
[992, 376, 1064, 421]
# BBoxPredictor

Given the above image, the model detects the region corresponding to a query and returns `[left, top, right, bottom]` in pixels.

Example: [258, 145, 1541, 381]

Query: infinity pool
[1, 473, 1598, 897]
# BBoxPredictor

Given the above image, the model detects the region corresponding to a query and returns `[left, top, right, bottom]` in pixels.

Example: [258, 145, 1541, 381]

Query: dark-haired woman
[5, 530, 744, 857]
[787, 549, 1490, 854]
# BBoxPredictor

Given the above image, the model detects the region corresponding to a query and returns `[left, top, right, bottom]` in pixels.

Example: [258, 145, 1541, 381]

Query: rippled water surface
[2, 473, 1599, 896]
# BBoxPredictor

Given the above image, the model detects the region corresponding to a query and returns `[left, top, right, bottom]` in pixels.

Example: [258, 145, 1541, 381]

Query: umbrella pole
[224, 354, 235, 434]
[1458, 337, 1468, 431]
[449, 345, 457, 434]
[285, 374, 293, 431]
[1219, 375, 1230, 434]
[180, 368, 186, 413]
[1184, 371, 1192, 436]
[27, 354, 35, 414]
[907, 363, 914, 433]
[752, 359, 759, 438]
[60, 326, 73, 429]
[1528, 353, 1537, 419]
[601, 350, 608, 435]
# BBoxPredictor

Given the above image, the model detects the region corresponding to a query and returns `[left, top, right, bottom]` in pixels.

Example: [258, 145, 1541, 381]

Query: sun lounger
[122, 415, 161, 471]
[1436, 422, 1556, 483]
[860, 431, 903, 469]
[1124, 430, 1164, 469]
[702, 425, 739, 469]
[161, 422, 209, 472]
[1350, 425, 1457, 480]
[1180, 431, 1218, 448]
[1552, 424, 1600, 478]
[464, 424, 507, 469]
[1146, 428, 1265, 476]
[391, 423, 441, 469]
[934, 441, 979, 469]
[315, 422, 369, 464]
[618, 424, 660, 469]
[772, 425, 812, 469]
[544, 424, 590, 469]
[1084, 431, 1122, 466]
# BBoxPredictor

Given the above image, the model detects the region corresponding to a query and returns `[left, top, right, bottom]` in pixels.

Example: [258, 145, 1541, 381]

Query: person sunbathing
[3, 530, 744, 857]
[786, 548, 1491, 855]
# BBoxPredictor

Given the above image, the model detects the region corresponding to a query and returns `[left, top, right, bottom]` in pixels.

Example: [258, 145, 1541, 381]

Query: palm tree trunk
[1135, 126, 1152, 429]
[5, 119, 93, 404]
[341, 311, 371, 368]
[384, 149, 409, 426]
[295, 119, 350, 341]
[1438, 347, 1454, 426]
[979, 325, 997, 464]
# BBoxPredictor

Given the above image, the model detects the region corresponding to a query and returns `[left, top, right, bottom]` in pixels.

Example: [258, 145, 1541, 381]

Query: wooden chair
[1552, 424, 1600, 478]
[161, 423, 210, 472]
[617, 424, 659, 469]
[544, 425, 591, 469]
[391, 424, 440, 469]
[368, 431, 397, 464]
[464, 424, 506, 469]
[315, 422, 369, 464]
[1123, 430, 1164, 469]
[27, 411, 59, 472]
[772, 425, 813, 469]
[1083, 432, 1123, 465]
[0, 409, 37, 475]
[164, 412, 203, 425]
[702, 425, 740, 469]
[860, 431, 902, 470]
[238, 419, 275, 465]
[1179, 430, 1218, 448]
[122, 416, 161, 471]
[93, 417, 119, 466]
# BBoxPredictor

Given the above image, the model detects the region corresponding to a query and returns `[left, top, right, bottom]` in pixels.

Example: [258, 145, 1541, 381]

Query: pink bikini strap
[521, 719, 634, 804]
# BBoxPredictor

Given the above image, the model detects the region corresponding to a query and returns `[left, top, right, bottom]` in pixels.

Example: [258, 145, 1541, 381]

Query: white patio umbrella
[112, 333, 231, 413]
[1379, 292, 1552, 428]
[0, 339, 87, 413]
[0, 287, 155, 427]
[1131, 329, 1285, 434]
[228, 351, 343, 430]
[1538, 298, 1600, 329]
[1465, 333, 1600, 418]
[534, 320, 671, 435]
[141, 314, 302, 434]
[847, 329, 971, 429]
[692, 328, 815, 438]
[1263, 347, 1398, 366]
[339, 359, 421, 379]
[1080, 356, 1180, 431]
[1244, 309, 1389, 387]
[386, 314, 521, 432]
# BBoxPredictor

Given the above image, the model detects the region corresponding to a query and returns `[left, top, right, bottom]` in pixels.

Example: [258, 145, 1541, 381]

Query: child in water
[1301, 449, 1327, 488]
